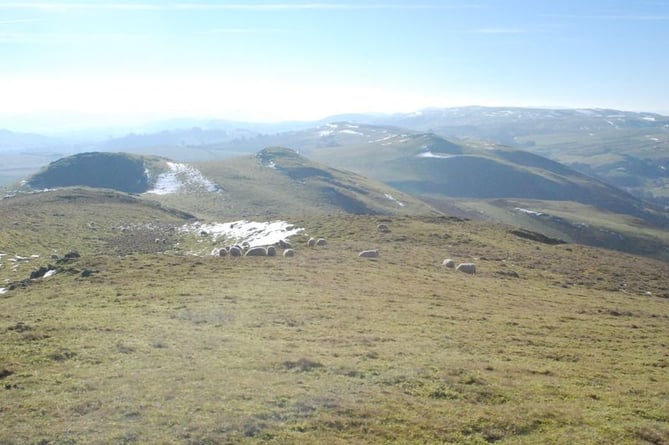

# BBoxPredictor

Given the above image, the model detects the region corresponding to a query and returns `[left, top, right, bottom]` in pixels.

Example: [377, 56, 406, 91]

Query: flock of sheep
[208, 222, 476, 274]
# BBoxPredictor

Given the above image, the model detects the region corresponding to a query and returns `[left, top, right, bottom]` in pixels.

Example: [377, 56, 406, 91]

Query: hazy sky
[1, 0, 668, 122]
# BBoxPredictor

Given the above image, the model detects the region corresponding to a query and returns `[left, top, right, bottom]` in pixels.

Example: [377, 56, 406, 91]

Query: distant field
[1, 191, 668, 444]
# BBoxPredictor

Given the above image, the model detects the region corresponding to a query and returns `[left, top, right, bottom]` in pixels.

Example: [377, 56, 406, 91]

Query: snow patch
[369, 134, 396, 144]
[642, 116, 656, 122]
[182, 220, 304, 248]
[514, 207, 543, 216]
[318, 123, 339, 137]
[145, 162, 218, 195]
[43, 269, 57, 278]
[384, 193, 405, 207]
[0, 287, 7, 295]
[339, 129, 363, 135]
[417, 151, 457, 159]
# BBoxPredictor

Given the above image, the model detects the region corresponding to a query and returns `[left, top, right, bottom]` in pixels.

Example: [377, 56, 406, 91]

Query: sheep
[456, 263, 476, 274]
[266, 246, 277, 257]
[283, 249, 295, 257]
[442, 259, 455, 268]
[377, 223, 391, 233]
[229, 246, 242, 257]
[218, 247, 228, 257]
[245, 246, 267, 257]
[315, 238, 327, 246]
[307, 237, 316, 247]
[276, 239, 292, 249]
[359, 249, 379, 258]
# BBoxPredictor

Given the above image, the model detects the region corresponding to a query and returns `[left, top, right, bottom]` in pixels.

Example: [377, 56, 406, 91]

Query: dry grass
[1, 204, 668, 444]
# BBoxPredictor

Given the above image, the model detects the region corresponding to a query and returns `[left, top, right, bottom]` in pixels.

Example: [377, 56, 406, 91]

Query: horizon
[1, 0, 668, 130]
[2, 103, 669, 135]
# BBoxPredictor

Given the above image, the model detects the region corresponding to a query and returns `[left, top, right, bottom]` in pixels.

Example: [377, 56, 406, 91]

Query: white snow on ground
[43, 269, 57, 278]
[145, 162, 219, 195]
[182, 220, 304, 248]
[417, 151, 457, 159]
[369, 134, 396, 144]
[384, 193, 405, 207]
[0, 288, 7, 295]
[339, 129, 363, 135]
[514, 207, 543, 216]
[642, 116, 656, 122]
[318, 123, 338, 137]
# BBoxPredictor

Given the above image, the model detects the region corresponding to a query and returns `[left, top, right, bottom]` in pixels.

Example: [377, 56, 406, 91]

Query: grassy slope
[162, 148, 438, 220]
[305, 133, 644, 211]
[421, 197, 669, 262]
[1, 192, 668, 444]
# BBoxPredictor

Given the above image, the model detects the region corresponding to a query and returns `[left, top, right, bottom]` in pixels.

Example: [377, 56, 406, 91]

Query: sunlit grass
[2, 206, 668, 443]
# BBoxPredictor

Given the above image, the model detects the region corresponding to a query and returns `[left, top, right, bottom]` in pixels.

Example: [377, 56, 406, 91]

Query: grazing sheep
[377, 223, 391, 233]
[442, 259, 455, 268]
[456, 263, 476, 274]
[276, 239, 292, 249]
[229, 246, 242, 257]
[267, 246, 277, 257]
[245, 246, 267, 257]
[218, 247, 228, 257]
[283, 249, 295, 257]
[359, 249, 379, 258]
[315, 238, 327, 247]
[307, 237, 316, 247]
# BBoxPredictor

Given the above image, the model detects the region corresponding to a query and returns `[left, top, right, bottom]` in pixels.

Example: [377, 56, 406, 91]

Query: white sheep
[456, 263, 476, 274]
[442, 259, 455, 268]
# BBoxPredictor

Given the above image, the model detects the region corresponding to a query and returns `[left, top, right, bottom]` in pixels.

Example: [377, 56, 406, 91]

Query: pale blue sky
[0, 0, 668, 122]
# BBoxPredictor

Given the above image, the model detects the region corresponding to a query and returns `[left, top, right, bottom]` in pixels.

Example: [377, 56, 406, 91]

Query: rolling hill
[252, 123, 661, 221]
[15, 149, 438, 219]
[1, 187, 668, 444]
[321, 107, 669, 205]
[200, 124, 669, 260]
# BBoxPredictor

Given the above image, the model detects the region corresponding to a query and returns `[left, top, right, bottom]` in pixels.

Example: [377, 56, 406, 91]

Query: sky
[0, 0, 668, 126]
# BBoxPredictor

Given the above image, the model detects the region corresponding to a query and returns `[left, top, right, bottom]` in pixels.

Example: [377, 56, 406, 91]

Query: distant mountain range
[2, 106, 667, 205]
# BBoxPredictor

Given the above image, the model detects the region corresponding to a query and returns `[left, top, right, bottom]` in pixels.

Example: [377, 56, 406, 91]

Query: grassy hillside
[301, 131, 663, 223]
[13, 149, 438, 220]
[0, 188, 194, 259]
[26, 152, 168, 194]
[161, 147, 438, 219]
[1, 191, 668, 444]
[422, 197, 669, 262]
[360, 107, 669, 205]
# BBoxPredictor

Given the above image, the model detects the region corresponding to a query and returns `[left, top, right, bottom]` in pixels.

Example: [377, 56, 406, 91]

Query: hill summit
[28, 152, 156, 194]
